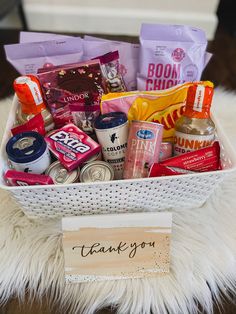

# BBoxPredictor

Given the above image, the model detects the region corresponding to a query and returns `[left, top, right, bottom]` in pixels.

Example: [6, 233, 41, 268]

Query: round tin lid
[80, 161, 114, 183]
[6, 131, 47, 163]
[82, 151, 102, 166]
[45, 161, 80, 184]
[94, 112, 127, 130]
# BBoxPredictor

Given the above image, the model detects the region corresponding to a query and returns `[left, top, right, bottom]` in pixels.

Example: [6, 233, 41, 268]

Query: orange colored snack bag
[101, 81, 213, 142]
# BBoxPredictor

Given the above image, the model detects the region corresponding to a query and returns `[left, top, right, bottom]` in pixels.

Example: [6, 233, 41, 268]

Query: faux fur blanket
[0, 89, 236, 314]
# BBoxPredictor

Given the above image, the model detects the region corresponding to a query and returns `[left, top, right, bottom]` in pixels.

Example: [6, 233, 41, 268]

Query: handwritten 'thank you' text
[72, 241, 155, 259]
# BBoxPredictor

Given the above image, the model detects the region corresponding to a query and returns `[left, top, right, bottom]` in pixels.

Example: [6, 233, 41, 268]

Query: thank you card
[62, 212, 172, 283]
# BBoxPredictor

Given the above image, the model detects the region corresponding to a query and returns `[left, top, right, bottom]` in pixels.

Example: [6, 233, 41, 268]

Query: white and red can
[123, 121, 163, 179]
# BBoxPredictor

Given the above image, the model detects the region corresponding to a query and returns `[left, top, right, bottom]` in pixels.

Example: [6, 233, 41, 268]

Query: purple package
[84, 36, 139, 91]
[37, 60, 104, 129]
[19, 31, 72, 43]
[4, 37, 83, 75]
[95, 51, 126, 93]
[138, 24, 211, 91]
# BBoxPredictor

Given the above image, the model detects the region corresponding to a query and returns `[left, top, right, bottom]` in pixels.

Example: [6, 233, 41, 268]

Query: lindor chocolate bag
[38, 60, 104, 129]
[138, 24, 212, 91]
[84, 36, 139, 91]
[4, 37, 83, 75]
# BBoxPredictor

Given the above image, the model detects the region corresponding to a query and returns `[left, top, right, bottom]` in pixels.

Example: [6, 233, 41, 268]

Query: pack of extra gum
[45, 124, 101, 171]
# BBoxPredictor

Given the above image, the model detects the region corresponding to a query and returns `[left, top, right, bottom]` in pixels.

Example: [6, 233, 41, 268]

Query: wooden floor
[0, 296, 114, 314]
[1, 25, 236, 313]
[0, 293, 235, 314]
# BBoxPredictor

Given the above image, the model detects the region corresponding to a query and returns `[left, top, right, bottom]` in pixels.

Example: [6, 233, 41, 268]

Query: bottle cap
[6, 131, 47, 163]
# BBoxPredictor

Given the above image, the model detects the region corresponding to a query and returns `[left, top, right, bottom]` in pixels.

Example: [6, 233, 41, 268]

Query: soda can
[6, 131, 51, 174]
[123, 121, 163, 179]
[45, 161, 80, 184]
[80, 151, 102, 167]
[80, 161, 114, 183]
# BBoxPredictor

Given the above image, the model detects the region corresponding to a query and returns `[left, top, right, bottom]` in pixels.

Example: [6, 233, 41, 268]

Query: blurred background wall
[0, 0, 219, 39]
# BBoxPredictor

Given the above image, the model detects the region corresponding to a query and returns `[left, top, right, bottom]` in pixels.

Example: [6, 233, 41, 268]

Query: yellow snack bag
[101, 81, 213, 141]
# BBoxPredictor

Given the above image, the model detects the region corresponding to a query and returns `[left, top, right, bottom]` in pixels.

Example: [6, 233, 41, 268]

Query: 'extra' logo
[136, 130, 154, 140]
[50, 131, 90, 153]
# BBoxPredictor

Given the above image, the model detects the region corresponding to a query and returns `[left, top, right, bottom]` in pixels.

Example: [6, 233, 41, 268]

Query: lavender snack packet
[84, 36, 139, 91]
[4, 37, 83, 75]
[19, 31, 72, 43]
[138, 24, 211, 91]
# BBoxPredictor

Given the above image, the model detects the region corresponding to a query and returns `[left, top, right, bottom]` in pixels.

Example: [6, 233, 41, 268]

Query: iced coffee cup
[94, 112, 128, 179]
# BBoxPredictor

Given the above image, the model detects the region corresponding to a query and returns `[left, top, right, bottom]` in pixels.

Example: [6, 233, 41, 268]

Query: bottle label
[193, 85, 205, 112]
[26, 80, 43, 106]
[184, 84, 213, 119]
[16, 76, 43, 106]
[174, 131, 215, 156]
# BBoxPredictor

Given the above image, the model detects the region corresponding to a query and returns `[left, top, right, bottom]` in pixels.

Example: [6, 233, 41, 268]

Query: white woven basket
[1, 96, 236, 218]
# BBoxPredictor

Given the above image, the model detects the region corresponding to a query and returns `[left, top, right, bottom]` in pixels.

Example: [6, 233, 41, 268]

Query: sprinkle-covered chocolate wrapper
[38, 60, 104, 128]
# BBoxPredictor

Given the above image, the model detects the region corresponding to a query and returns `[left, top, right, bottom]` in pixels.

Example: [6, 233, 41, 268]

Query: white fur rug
[0, 89, 236, 314]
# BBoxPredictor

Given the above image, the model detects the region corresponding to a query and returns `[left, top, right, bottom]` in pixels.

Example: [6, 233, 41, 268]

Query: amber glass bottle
[174, 84, 215, 156]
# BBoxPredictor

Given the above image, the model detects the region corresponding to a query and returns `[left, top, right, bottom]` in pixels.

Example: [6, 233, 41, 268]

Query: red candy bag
[11, 113, 46, 136]
[161, 142, 221, 172]
[5, 170, 54, 186]
[149, 142, 221, 177]
[149, 164, 194, 177]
